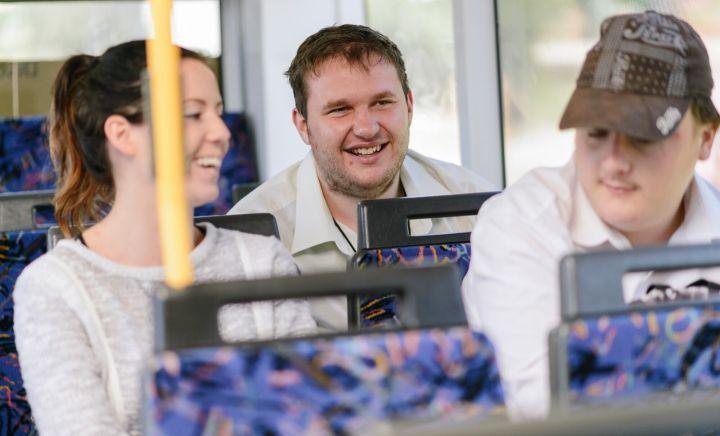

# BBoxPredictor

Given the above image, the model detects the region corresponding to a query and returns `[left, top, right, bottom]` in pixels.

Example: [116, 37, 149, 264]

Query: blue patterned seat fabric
[355, 243, 472, 327]
[0, 114, 257, 216]
[566, 305, 720, 407]
[0, 230, 48, 434]
[146, 325, 504, 435]
[0, 117, 56, 193]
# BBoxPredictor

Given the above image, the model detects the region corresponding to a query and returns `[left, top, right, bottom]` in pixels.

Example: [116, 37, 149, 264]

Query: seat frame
[550, 243, 720, 413]
[348, 192, 498, 326]
[356, 192, 498, 250]
[46, 212, 279, 249]
[0, 190, 54, 232]
[155, 265, 463, 351]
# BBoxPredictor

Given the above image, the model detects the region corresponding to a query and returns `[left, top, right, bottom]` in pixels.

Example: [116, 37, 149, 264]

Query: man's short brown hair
[286, 24, 410, 118]
[691, 95, 720, 129]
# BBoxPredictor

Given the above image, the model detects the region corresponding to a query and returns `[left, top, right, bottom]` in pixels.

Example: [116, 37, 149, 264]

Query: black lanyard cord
[332, 218, 357, 253]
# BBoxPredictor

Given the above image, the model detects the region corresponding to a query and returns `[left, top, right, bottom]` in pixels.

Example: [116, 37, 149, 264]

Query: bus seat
[393, 396, 720, 435]
[351, 192, 498, 327]
[549, 243, 720, 413]
[145, 266, 505, 435]
[0, 117, 55, 193]
[195, 213, 279, 238]
[231, 181, 261, 203]
[46, 212, 279, 250]
[0, 191, 55, 435]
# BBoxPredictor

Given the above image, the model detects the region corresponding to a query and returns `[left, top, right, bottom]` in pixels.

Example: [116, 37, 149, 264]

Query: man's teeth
[195, 157, 222, 168]
[351, 144, 383, 156]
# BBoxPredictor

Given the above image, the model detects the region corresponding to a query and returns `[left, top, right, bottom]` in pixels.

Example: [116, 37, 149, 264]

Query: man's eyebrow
[321, 99, 351, 111]
[321, 91, 400, 111]
[373, 91, 398, 100]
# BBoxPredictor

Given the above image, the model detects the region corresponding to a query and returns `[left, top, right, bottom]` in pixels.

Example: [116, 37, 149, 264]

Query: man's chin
[332, 176, 397, 200]
[598, 211, 648, 234]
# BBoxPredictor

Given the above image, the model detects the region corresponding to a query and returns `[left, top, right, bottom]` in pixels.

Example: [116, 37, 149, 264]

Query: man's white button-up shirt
[230, 150, 496, 330]
[462, 158, 720, 420]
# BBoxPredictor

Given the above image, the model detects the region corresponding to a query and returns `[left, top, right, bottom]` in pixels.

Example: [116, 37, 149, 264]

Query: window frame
[452, 0, 505, 188]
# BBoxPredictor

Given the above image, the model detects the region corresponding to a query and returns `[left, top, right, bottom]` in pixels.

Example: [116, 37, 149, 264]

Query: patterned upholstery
[565, 305, 720, 408]
[0, 230, 48, 434]
[0, 117, 55, 193]
[32, 206, 56, 228]
[0, 114, 258, 216]
[146, 326, 505, 435]
[355, 243, 472, 326]
[193, 112, 258, 216]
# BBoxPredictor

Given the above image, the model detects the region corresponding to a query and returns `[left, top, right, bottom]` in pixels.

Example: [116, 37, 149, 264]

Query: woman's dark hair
[50, 40, 205, 237]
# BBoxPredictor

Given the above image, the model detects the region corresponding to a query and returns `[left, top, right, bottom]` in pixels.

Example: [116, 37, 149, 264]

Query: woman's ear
[104, 115, 138, 156]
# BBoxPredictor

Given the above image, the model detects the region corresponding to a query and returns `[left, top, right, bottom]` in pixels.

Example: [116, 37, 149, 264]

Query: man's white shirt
[230, 150, 496, 330]
[461, 158, 720, 420]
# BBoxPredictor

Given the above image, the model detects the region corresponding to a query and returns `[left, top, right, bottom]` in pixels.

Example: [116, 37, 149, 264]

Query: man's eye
[328, 107, 349, 114]
[627, 136, 653, 147]
[376, 100, 393, 106]
[588, 128, 609, 139]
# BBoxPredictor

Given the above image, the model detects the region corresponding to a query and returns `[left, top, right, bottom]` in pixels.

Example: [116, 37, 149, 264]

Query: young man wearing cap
[230, 24, 494, 330]
[462, 11, 720, 419]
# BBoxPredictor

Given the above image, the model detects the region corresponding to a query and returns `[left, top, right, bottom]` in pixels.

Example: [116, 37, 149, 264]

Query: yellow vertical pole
[147, 0, 194, 288]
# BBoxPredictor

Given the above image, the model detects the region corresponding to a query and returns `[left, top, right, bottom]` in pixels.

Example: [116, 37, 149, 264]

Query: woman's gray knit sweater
[13, 223, 316, 435]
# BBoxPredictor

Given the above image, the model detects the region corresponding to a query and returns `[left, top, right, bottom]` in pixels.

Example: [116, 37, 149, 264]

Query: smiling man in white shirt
[462, 11, 720, 420]
[230, 24, 493, 330]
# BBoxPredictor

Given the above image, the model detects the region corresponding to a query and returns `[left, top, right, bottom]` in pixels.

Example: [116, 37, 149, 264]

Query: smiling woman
[179, 58, 231, 208]
[11, 39, 316, 434]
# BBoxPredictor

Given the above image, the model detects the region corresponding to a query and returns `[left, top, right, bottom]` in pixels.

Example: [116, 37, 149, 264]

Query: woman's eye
[184, 113, 202, 120]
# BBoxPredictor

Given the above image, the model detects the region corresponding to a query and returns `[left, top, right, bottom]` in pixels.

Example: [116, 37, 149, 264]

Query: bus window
[366, 0, 461, 165]
[0, 0, 221, 117]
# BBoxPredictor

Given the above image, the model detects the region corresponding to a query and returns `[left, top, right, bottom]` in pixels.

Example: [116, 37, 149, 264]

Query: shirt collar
[669, 174, 720, 244]
[400, 151, 454, 235]
[400, 151, 454, 197]
[291, 151, 455, 254]
[291, 153, 354, 256]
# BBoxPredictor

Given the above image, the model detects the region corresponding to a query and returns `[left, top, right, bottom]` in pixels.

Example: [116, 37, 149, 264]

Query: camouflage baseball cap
[559, 10, 719, 141]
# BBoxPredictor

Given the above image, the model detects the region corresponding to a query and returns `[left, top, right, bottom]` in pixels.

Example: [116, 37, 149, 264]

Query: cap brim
[559, 88, 690, 141]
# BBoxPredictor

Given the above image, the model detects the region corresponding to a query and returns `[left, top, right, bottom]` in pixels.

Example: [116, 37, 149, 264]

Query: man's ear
[405, 89, 414, 126]
[292, 108, 311, 145]
[698, 124, 717, 161]
[104, 115, 138, 156]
